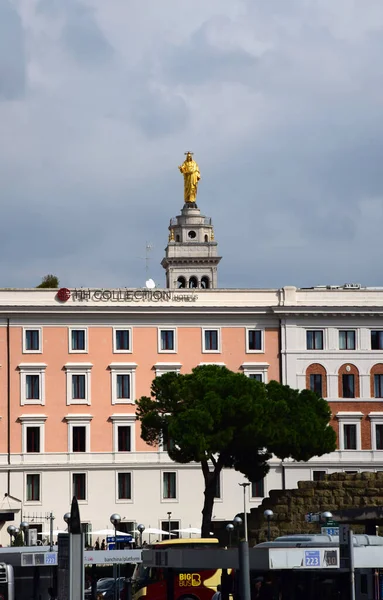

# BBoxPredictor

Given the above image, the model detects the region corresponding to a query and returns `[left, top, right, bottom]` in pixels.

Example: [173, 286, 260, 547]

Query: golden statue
[178, 151, 200, 203]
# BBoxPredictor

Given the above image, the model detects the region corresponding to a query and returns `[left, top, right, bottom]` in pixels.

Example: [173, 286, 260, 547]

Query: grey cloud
[37, 0, 113, 65]
[162, 17, 257, 86]
[0, 0, 25, 100]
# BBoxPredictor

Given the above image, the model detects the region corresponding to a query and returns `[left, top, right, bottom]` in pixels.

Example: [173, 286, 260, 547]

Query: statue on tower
[178, 151, 200, 204]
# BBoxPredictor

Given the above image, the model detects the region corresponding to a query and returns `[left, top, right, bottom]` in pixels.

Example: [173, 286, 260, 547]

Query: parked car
[84, 577, 126, 600]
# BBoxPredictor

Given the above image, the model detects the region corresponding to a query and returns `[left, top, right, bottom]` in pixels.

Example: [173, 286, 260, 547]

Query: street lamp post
[264, 509, 274, 542]
[20, 521, 30, 546]
[63, 512, 71, 532]
[167, 511, 172, 540]
[239, 483, 250, 541]
[137, 524, 145, 548]
[225, 523, 234, 548]
[6, 525, 16, 547]
[110, 513, 121, 600]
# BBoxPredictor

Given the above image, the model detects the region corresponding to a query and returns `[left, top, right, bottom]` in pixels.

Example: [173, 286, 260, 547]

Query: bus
[0, 563, 14, 600]
[132, 538, 225, 600]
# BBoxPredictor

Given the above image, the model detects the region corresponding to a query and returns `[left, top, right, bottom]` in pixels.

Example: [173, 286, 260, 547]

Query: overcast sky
[1, 0, 383, 290]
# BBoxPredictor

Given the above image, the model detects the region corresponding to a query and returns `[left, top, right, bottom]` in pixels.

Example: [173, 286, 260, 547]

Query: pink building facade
[0, 287, 281, 545]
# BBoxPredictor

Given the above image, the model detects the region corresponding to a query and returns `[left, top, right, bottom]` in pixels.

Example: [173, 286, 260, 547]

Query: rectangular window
[249, 374, 263, 382]
[118, 473, 132, 500]
[248, 330, 262, 351]
[117, 374, 130, 399]
[342, 374, 355, 398]
[339, 330, 356, 350]
[26, 427, 40, 453]
[73, 473, 86, 501]
[313, 471, 326, 482]
[204, 330, 219, 352]
[163, 472, 177, 499]
[72, 426, 86, 452]
[251, 479, 265, 498]
[310, 374, 322, 396]
[374, 375, 383, 398]
[343, 424, 357, 450]
[25, 330, 40, 352]
[71, 329, 86, 351]
[82, 523, 92, 547]
[372, 331, 383, 350]
[26, 375, 40, 400]
[160, 330, 175, 351]
[161, 521, 180, 541]
[376, 425, 383, 450]
[26, 474, 40, 502]
[72, 374, 86, 400]
[117, 426, 131, 452]
[306, 330, 324, 350]
[115, 330, 130, 352]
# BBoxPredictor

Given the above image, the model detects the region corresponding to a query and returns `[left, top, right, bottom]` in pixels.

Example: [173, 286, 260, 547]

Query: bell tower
[161, 152, 221, 290]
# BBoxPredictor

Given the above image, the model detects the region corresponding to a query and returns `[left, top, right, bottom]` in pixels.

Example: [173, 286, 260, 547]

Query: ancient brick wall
[248, 471, 383, 543]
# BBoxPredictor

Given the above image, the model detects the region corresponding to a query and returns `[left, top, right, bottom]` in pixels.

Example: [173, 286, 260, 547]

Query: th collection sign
[57, 288, 198, 303]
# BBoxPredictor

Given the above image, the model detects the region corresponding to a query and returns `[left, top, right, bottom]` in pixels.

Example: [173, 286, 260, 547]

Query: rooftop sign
[57, 288, 198, 303]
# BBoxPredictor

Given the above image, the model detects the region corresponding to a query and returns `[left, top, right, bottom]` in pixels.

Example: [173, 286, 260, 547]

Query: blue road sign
[106, 535, 133, 544]
[305, 550, 320, 567]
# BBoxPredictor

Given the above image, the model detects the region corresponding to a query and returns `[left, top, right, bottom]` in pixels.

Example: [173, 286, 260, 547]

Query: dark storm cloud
[0, 0, 26, 100]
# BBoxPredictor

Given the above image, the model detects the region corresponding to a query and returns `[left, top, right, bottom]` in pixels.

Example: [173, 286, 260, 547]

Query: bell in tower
[161, 152, 222, 290]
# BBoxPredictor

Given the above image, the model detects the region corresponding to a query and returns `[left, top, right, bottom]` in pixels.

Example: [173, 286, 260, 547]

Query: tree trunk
[201, 459, 222, 538]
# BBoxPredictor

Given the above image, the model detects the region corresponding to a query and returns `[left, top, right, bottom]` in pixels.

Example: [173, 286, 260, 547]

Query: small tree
[36, 274, 59, 288]
[136, 365, 336, 537]
[12, 531, 24, 546]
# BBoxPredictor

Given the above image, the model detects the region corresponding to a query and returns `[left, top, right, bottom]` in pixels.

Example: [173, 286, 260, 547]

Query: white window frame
[65, 363, 92, 406]
[68, 327, 88, 354]
[241, 362, 270, 383]
[110, 363, 137, 405]
[113, 327, 132, 354]
[71, 471, 88, 503]
[154, 363, 182, 377]
[25, 472, 42, 504]
[23, 327, 42, 354]
[202, 328, 221, 354]
[213, 471, 223, 503]
[249, 477, 267, 501]
[312, 470, 328, 482]
[245, 328, 264, 354]
[19, 414, 47, 454]
[158, 328, 177, 354]
[116, 471, 133, 503]
[338, 329, 358, 351]
[110, 414, 136, 452]
[370, 412, 383, 451]
[336, 412, 363, 451]
[161, 470, 178, 502]
[305, 328, 325, 351]
[65, 414, 93, 453]
[19, 363, 47, 406]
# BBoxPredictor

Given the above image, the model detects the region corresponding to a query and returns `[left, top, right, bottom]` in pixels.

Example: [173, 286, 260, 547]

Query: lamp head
[137, 524, 145, 533]
[20, 521, 29, 531]
[264, 509, 274, 519]
[321, 511, 333, 520]
[226, 523, 234, 532]
[7, 525, 16, 536]
[233, 516, 243, 527]
[63, 513, 71, 525]
[110, 514, 121, 527]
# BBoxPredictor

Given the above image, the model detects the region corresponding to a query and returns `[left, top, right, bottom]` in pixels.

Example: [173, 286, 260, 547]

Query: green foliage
[136, 365, 336, 532]
[36, 274, 59, 288]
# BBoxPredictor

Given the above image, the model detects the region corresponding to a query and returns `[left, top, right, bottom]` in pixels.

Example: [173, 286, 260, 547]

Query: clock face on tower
[188, 230, 196, 239]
